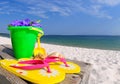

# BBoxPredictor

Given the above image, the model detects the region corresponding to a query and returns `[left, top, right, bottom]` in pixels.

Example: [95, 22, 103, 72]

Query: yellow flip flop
[43, 56, 81, 74]
[49, 61, 81, 73]
[0, 59, 65, 84]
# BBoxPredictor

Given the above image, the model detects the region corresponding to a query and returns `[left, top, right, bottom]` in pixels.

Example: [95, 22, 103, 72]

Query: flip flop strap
[11, 63, 48, 70]
[46, 56, 69, 67]
[18, 56, 69, 67]
[18, 60, 43, 64]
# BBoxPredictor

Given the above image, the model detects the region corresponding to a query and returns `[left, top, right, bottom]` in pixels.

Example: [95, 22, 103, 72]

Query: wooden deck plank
[0, 45, 28, 84]
[0, 45, 14, 57]
[0, 74, 11, 84]
[0, 45, 92, 84]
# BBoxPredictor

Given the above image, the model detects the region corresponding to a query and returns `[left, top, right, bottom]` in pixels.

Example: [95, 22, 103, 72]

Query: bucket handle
[30, 27, 44, 36]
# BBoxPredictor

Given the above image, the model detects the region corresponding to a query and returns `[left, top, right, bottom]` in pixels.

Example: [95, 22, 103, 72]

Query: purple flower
[10, 20, 22, 26]
[22, 19, 31, 26]
[9, 19, 42, 28]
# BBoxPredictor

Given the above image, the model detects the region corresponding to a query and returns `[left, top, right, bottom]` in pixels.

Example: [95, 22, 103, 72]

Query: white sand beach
[0, 36, 120, 84]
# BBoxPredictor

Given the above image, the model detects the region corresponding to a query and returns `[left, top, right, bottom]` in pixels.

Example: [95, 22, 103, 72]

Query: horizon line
[0, 33, 120, 36]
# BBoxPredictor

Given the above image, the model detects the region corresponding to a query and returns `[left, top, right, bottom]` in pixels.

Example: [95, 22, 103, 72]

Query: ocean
[1, 33, 120, 51]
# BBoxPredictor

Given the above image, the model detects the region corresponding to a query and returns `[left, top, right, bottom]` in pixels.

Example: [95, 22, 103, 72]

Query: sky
[0, 0, 120, 35]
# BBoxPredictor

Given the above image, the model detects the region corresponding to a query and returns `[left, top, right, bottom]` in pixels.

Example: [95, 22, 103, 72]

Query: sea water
[1, 33, 120, 51]
[41, 35, 120, 51]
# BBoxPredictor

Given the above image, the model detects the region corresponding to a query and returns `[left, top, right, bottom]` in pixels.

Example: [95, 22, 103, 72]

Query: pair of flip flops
[0, 56, 80, 84]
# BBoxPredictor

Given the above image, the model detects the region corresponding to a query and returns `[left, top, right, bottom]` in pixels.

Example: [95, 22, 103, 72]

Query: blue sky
[0, 0, 120, 35]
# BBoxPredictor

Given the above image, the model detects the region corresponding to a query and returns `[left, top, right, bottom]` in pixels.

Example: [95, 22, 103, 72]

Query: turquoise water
[41, 35, 120, 50]
[1, 33, 120, 50]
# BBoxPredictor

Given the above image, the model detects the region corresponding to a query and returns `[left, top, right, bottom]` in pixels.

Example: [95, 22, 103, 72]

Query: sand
[0, 36, 120, 84]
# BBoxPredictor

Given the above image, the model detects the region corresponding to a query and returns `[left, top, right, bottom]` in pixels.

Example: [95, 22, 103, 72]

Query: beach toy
[8, 19, 44, 59]
[0, 59, 65, 84]
[8, 26, 43, 59]
[33, 33, 47, 59]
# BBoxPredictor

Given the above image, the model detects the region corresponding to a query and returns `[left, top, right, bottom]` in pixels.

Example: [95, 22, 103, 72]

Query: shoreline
[41, 42, 120, 52]
[0, 36, 120, 84]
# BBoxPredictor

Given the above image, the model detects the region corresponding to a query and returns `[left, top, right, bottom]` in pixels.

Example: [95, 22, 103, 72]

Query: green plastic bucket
[8, 26, 44, 59]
